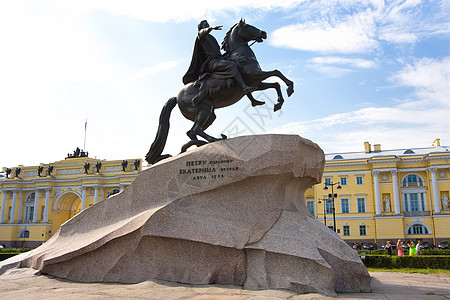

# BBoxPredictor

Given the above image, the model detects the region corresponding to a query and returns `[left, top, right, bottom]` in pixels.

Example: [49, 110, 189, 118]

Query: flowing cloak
[182, 33, 237, 85]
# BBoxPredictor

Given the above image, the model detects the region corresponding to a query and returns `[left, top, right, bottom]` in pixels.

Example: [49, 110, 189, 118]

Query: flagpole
[83, 119, 87, 151]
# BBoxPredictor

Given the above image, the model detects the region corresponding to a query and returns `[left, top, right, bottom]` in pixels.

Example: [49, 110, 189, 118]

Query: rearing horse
[145, 20, 294, 164]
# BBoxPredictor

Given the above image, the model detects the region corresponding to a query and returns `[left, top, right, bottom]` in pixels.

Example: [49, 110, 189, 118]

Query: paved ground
[0, 268, 449, 299]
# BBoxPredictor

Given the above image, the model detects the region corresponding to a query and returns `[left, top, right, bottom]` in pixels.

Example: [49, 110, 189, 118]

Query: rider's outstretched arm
[198, 25, 222, 39]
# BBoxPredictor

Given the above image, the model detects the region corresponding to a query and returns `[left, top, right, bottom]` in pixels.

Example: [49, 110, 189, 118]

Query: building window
[359, 225, 367, 236]
[357, 198, 366, 213]
[407, 224, 429, 235]
[343, 225, 350, 236]
[107, 188, 120, 198]
[325, 178, 332, 186]
[327, 225, 334, 231]
[356, 176, 363, 185]
[402, 174, 423, 187]
[18, 230, 30, 238]
[24, 207, 34, 221]
[26, 192, 35, 202]
[307, 201, 314, 215]
[402, 192, 427, 212]
[410, 193, 419, 211]
[340, 177, 347, 186]
[341, 198, 349, 213]
[326, 199, 333, 214]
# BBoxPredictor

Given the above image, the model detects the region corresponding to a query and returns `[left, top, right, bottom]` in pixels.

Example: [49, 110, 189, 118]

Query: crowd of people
[385, 239, 422, 256]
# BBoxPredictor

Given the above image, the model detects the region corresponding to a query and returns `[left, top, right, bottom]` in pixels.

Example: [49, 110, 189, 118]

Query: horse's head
[236, 19, 267, 43]
[222, 19, 267, 52]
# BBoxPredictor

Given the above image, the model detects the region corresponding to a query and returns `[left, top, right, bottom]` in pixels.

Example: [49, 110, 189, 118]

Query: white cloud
[55, 0, 306, 23]
[134, 61, 179, 78]
[270, 0, 449, 53]
[271, 11, 378, 54]
[272, 56, 450, 152]
[390, 57, 450, 103]
[306, 56, 377, 77]
[308, 57, 377, 69]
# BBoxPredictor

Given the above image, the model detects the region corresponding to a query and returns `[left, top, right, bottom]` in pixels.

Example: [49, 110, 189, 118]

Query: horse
[145, 20, 294, 164]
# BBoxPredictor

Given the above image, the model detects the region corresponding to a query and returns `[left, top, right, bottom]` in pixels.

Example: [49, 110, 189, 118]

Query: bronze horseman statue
[145, 19, 294, 164]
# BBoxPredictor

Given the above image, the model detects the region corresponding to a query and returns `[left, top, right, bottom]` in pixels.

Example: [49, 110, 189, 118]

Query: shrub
[421, 249, 450, 256]
[0, 253, 17, 261]
[361, 255, 450, 269]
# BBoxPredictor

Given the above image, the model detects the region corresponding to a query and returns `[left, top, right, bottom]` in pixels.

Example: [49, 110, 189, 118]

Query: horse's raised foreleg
[254, 82, 285, 112]
[247, 93, 265, 107]
[250, 70, 294, 97]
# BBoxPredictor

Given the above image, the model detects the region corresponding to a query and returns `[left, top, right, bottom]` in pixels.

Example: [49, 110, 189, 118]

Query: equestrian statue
[145, 19, 294, 164]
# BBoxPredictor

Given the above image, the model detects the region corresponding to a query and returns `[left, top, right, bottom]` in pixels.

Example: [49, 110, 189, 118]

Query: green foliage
[361, 255, 450, 269]
[366, 267, 450, 275]
[421, 249, 450, 256]
[0, 253, 17, 261]
[358, 249, 450, 256]
[0, 248, 31, 254]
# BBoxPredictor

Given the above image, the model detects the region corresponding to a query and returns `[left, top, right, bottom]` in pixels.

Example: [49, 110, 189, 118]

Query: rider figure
[183, 20, 254, 106]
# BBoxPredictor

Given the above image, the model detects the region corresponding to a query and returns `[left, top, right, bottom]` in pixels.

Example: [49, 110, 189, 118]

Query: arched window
[18, 230, 30, 238]
[107, 188, 120, 198]
[26, 192, 35, 202]
[403, 174, 423, 185]
[407, 224, 430, 235]
[401, 174, 424, 187]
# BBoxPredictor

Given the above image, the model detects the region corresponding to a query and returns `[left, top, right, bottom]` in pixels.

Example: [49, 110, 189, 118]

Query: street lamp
[317, 198, 327, 226]
[324, 181, 341, 232]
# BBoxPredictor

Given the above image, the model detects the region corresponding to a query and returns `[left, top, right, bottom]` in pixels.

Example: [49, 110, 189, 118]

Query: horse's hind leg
[202, 111, 216, 130]
[187, 101, 219, 142]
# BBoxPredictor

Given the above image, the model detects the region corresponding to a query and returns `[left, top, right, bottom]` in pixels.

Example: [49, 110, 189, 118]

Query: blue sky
[1, 0, 449, 168]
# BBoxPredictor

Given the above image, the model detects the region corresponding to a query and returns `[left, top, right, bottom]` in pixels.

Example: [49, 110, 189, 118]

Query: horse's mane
[221, 23, 238, 52]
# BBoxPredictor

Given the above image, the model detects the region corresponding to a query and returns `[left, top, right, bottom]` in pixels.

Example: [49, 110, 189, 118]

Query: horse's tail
[145, 97, 178, 164]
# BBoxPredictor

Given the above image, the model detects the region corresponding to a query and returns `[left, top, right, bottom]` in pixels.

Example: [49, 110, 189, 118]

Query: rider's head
[198, 20, 209, 30]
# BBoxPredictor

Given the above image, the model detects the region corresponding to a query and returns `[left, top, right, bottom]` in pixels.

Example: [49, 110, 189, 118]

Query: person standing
[407, 241, 417, 256]
[397, 239, 404, 256]
[386, 241, 392, 256]
[416, 240, 422, 255]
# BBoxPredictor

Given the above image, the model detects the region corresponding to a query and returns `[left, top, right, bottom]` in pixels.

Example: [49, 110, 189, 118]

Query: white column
[17, 191, 23, 222]
[81, 187, 86, 210]
[1, 190, 7, 223]
[32, 189, 39, 222]
[94, 186, 99, 204]
[43, 188, 50, 222]
[391, 170, 400, 215]
[10, 189, 17, 222]
[373, 171, 381, 215]
[430, 168, 440, 214]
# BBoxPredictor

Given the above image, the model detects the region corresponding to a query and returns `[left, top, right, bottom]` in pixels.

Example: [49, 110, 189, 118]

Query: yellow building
[0, 149, 142, 248]
[1, 140, 449, 249]
[305, 139, 450, 247]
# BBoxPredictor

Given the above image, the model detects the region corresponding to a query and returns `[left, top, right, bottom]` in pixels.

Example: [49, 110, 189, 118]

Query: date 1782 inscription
[179, 159, 239, 180]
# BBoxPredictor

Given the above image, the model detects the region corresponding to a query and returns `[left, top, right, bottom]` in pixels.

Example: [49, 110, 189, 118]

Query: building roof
[325, 145, 449, 161]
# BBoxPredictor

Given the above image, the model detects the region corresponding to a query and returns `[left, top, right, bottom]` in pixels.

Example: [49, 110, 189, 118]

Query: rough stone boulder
[0, 134, 370, 296]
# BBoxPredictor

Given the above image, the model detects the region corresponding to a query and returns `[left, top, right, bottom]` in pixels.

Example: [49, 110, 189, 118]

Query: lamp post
[324, 181, 341, 232]
[317, 198, 327, 226]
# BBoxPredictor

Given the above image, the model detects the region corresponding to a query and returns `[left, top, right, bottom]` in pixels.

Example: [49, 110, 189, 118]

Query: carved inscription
[179, 159, 239, 180]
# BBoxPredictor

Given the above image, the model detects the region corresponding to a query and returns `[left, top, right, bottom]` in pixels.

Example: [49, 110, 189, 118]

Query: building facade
[305, 139, 450, 247]
[1, 140, 449, 249]
[0, 151, 142, 248]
